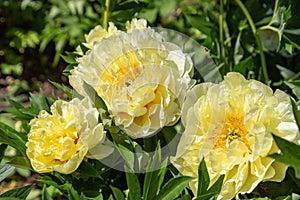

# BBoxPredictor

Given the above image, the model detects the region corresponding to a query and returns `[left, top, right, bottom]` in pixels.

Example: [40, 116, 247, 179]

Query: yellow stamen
[214, 114, 250, 150]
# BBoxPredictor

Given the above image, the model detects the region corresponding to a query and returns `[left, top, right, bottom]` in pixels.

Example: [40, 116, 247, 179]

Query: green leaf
[291, 99, 300, 128]
[0, 184, 34, 200]
[63, 63, 78, 76]
[72, 160, 102, 179]
[277, 65, 295, 79]
[66, 183, 81, 200]
[284, 81, 300, 100]
[156, 176, 194, 200]
[206, 175, 225, 195]
[61, 51, 80, 64]
[197, 159, 210, 197]
[49, 80, 73, 99]
[79, 44, 89, 54]
[83, 82, 108, 112]
[270, 135, 300, 179]
[157, 0, 176, 17]
[0, 164, 15, 182]
[29, 91, 52, 113]
[41, 184, 53, 200]
[233, 56, 254, 76]
[39, 178, 62, 190]
[179, 194, 192, 200]
[0, 144, 8, 161]
[110, 185, 125, 200]
[184, 14, 212, 36]
[196, 159, 225, 200]
[112, 1, 146, 11]
[7, 156, 32, 171]
[0, 122, 27, 156]
[234, 31, 244, 64]
[126, 171, 141, 200]
[117, 144, 135, 171]
[258, 29, 280, 51]
[143, 143, 168, 200]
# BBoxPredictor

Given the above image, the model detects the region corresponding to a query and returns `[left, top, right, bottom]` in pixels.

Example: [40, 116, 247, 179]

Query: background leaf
[156, 176, 194, 200]
[270, 135, 300, 179]
[110, 185, 125, 200]
[0, 164, 15, 182]
[0, 184, 34, 200]
[126, 171, 141, 200]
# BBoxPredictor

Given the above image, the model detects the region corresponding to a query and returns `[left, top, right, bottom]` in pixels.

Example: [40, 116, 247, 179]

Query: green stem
[235, 0, 270, 83]
[103, 0, 110, 30]
[219, 0, 226, 74]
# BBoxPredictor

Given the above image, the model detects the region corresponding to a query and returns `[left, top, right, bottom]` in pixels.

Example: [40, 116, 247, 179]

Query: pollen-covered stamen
[214, 114, 250, 150]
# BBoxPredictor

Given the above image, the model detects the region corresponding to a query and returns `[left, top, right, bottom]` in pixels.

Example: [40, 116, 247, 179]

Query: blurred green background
[1, 0, 300, 100]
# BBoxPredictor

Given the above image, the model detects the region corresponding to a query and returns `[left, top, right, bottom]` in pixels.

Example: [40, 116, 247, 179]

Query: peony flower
[69, 19, 194, 138]
[172, 72, 300, 199]
[26, 98, 107, 174]
[76, 18, 147, 54]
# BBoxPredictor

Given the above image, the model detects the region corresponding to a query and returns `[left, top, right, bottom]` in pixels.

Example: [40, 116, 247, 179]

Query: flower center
[214, 114, 249, 150]
[101, 51, 143, 86]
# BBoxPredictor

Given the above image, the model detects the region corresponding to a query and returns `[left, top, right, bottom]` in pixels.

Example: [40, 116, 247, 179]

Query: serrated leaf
[0, 184, 34, 200]
[110, 185, 125, 200]
[270, 135, 300, 179]
[0, 164, 15, 182]
[156, 176, 194, 200]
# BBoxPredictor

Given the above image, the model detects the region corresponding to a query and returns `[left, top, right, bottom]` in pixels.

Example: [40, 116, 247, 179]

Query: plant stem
[219, 0, 226, 74]
[235, 0, 270, 83]
[103, 0, 110, 30]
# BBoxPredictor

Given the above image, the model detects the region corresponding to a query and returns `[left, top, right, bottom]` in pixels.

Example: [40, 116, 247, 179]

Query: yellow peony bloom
[26, 98, 107, 174]
[76, 18, 147, 54]
[69, 19, 194, 138]
[172, 72, 300, 199]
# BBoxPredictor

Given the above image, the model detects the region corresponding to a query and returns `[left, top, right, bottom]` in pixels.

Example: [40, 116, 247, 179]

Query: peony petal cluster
[172, 72, 300, 199]
[69, 19, 195, 138]
[26, 98, 107, 174]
